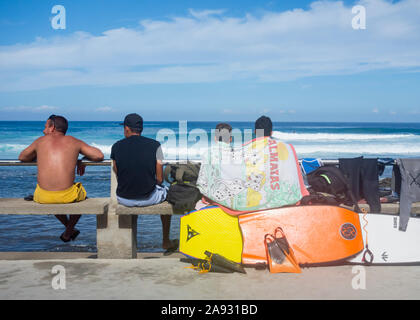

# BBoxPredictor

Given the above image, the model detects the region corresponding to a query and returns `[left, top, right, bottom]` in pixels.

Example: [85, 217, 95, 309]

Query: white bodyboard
[349, 214, 420, 264]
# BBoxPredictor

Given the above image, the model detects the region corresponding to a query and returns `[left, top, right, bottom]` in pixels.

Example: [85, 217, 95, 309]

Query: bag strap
[186, 162, 200, 176]
[163, 164, 172, 183]
[274, 227, 286, 239]
[264, 233, 275, 245]
[175, 167, 186, 183]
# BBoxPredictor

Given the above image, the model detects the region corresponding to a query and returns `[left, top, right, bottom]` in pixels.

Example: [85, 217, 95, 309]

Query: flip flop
[60, 232, 71, 243]
[24, 195, 33, 201]
[70, 229, 80, 241]
[163, 239, 179, 256]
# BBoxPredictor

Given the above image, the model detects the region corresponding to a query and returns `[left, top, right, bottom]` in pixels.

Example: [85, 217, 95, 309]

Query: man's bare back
[32, 135, 97, 190]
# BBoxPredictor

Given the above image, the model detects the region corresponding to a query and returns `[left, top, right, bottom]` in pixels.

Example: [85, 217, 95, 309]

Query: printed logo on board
[186, 225, 199, 242]
[382, 251, 389, 262]
[340, 223, 357, 240]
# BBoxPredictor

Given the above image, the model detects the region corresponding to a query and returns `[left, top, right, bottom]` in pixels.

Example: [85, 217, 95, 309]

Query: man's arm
[112, 160, 117, 175]
[156, 145, 164, 185]
[79, 140, 104, 161]
[156, 160, 163, 185]
[18, 140, 38, 162]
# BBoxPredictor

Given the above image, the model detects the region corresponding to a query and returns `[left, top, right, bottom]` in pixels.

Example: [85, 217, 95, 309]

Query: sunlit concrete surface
[0, 253, 419, 300]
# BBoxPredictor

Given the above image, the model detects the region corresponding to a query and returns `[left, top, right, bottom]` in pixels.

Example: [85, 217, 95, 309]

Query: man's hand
[77, 159, 86, 176]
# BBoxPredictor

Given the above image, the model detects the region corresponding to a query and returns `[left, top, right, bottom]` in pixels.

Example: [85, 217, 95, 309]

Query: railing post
[96, 162, 138, 259]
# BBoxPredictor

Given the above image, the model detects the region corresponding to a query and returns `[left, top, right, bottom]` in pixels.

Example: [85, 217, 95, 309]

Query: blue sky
[0, 0, 419, 122]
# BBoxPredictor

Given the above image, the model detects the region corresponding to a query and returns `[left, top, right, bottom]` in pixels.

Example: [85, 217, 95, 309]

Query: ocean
[1, 120, 420, 253]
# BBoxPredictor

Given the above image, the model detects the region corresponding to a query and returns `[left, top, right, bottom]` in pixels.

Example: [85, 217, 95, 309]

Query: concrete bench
[116, 201, 173, 215]
[0, 198, 109, 215]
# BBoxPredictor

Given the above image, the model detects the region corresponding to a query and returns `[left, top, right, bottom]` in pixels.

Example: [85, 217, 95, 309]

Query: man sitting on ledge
[111, 113, 178, 253]
[18, 115, 104, 242]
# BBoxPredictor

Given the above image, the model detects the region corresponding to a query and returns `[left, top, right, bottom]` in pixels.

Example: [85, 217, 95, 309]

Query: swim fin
[264, 227, 301, 274]
[204, 251, 247, 274]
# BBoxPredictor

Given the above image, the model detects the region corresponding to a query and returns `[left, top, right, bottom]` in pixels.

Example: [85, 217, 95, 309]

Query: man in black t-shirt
[111, 113, 178, 252]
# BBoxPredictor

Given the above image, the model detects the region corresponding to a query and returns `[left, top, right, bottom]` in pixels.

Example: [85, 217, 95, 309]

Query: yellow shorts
[33, 182, 87, 204]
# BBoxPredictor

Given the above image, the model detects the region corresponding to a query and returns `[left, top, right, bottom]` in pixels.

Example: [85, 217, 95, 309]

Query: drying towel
[197, 137, 308, 212]
[397, 158, 420, 231]
[339, 157, 381, 213]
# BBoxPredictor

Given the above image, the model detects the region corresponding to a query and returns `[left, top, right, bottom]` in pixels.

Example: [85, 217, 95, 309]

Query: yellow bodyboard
[179, 206, 243, 263]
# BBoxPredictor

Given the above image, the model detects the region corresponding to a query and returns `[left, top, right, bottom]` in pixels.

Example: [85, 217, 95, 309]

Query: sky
[0, 0, 419, 122]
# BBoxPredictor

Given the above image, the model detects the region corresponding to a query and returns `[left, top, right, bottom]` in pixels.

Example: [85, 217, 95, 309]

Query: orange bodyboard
[239, 205, 364, 265]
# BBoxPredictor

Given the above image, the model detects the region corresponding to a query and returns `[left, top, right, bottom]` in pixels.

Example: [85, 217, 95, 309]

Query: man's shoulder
[112, 136, 160, 151]
[62, 135, 88, 146]
[112, 138, 126, 147]
[139, 136, 160, 147]
[124, 136, 160, 148]
[39, 134, 79, 144]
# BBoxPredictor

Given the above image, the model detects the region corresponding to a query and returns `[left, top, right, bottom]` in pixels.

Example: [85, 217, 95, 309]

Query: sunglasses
[48, 114, 57, 126]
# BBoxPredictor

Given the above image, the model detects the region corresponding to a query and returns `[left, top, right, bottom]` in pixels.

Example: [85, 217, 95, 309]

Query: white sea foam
[3, 135, 420, 160]
[0, 143, 27, 153]
[293, 143, 420, 156]
[87, 140, 420, 159]
[90, 143, 112, 155]
[272, 131, 415, 141]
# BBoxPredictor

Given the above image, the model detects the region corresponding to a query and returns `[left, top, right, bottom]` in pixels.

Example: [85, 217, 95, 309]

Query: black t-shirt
[110, 135, 163, 199]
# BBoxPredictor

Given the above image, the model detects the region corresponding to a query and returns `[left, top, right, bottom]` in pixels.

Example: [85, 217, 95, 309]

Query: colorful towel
[197, 137, 308, 212]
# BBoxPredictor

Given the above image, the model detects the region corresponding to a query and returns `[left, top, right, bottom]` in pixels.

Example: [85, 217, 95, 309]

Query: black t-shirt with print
[111, 135, 163, 199]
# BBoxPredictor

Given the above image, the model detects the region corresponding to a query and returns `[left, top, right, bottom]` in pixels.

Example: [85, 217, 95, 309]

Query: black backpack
[164, 162, 202, 214]
[306, 166, 361, 211]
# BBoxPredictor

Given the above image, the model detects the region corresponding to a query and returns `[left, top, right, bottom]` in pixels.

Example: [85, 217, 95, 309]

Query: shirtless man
[19, 115, 104, 242]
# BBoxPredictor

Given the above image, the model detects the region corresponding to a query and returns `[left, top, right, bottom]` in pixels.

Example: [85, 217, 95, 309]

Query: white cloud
[35, 105, 58, 111]
[372, 108, 379, 113]
[221, 108, 236, 114]
[0, 0, 419, 91]
[1, 105, 59, 112]
[189, 9, 226, 19]
[95, 106, 115, 112]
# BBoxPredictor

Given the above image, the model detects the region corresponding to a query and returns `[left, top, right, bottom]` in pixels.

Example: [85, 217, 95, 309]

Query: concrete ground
[1, 252, 420, 300]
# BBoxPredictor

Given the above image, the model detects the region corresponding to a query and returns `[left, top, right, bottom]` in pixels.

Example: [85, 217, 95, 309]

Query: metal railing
[0, 159, 343, 166]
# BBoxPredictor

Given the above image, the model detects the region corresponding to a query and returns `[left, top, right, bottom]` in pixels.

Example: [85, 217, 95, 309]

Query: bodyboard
[239, 205, 364, 265]
[349, 214, 420, 264]
[179, 206, 243, 263]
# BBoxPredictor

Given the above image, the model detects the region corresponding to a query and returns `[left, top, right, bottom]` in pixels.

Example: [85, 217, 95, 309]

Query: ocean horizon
[1, 120, 420, 253]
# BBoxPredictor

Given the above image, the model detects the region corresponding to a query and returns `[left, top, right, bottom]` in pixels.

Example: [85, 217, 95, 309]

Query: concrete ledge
[358, 202, 420, 214]
[0, 198, 109, 215]
[116, 201, 173, 215]
[0, 251, 183, 260]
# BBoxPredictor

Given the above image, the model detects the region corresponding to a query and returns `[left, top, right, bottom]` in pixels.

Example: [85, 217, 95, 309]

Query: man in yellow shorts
[19, 115, 104, 242]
